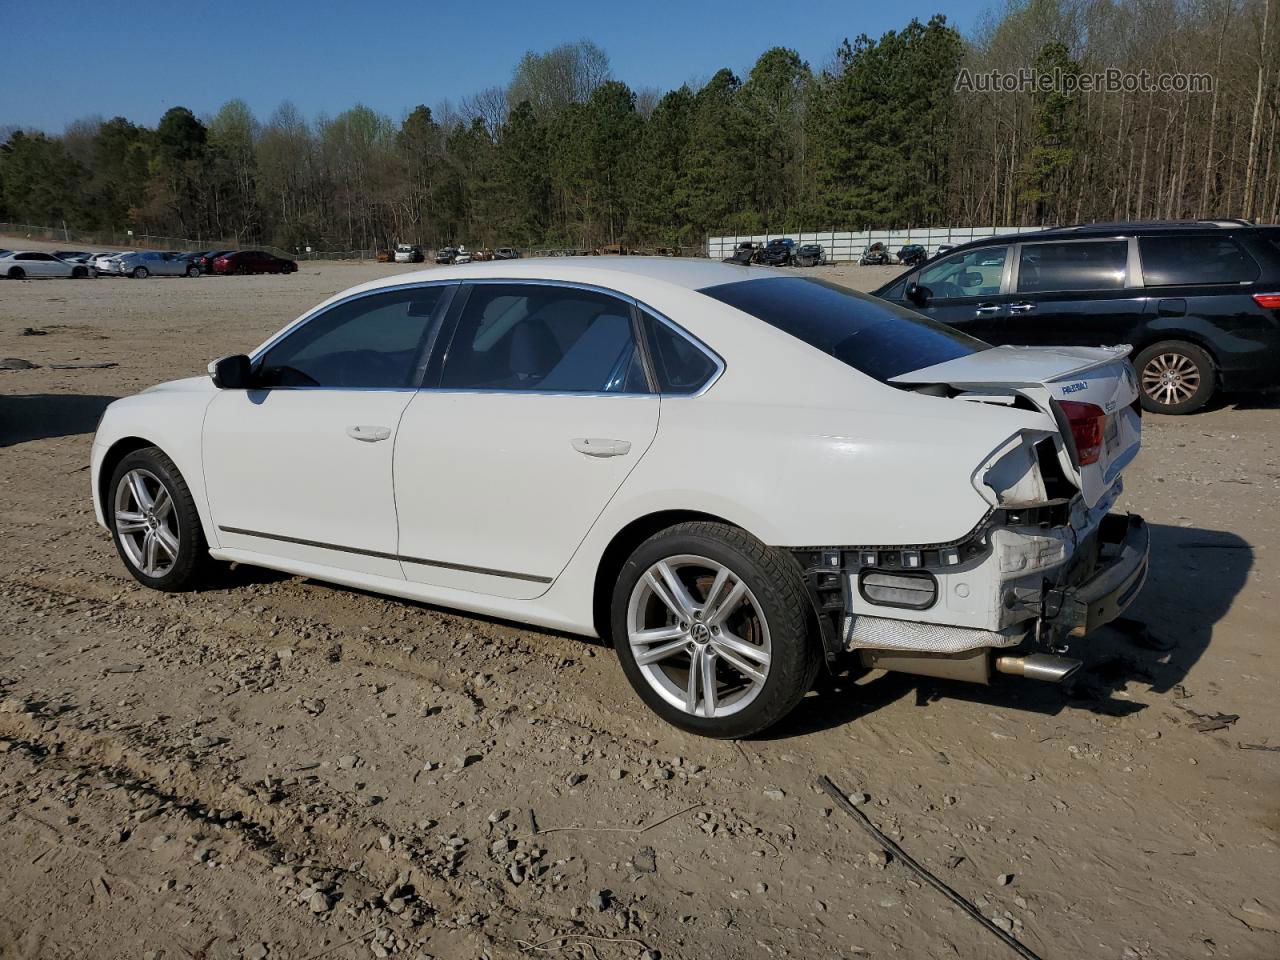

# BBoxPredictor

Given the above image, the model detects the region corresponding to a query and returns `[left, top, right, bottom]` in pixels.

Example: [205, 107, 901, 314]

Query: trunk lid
[890, 344, 1141, 507]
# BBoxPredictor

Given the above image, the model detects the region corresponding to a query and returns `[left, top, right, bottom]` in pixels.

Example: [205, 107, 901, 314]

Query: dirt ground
[1, 245, 1278, 960]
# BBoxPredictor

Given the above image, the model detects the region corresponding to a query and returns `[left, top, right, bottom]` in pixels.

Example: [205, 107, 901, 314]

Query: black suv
[873, 221, 1280, 413]
[758, 238, 796, 266]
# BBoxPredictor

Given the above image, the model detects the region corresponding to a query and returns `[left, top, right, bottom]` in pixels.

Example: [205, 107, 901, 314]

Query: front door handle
[1009, 301, 1036, 313]
[974, 302, 1001, 315]
[572, 438, 631, 458]
[347, 425, 391, 442]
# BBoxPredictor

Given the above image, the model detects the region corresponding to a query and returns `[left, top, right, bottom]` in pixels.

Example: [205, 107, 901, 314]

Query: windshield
[699, 276, 989, 382]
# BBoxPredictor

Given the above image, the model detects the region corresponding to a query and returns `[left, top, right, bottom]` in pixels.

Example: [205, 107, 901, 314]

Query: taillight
[1060, 400, 1106, 466]
[1253, 292, 1280, 309]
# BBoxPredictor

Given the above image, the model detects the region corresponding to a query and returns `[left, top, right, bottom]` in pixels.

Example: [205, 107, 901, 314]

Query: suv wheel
[1135, 340, 1216, 414]
[108, 446, 212, 591]
[611, 522, 818, 739]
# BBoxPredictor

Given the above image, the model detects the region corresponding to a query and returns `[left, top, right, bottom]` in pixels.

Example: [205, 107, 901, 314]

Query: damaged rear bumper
[794, 501, 1149, 663]
[1051, 513, 1149, 638]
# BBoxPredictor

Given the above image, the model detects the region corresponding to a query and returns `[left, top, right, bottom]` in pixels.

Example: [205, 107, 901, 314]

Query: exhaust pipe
[994, 653, 1082, 683]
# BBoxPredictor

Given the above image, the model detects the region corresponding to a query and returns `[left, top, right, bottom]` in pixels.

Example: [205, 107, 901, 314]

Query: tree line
[1, 0, 1277, 254]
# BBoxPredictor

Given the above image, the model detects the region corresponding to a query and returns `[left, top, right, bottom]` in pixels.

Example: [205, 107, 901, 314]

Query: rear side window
[700, 276, 988, 383]
[1139, 235, 1259, 286]
[640, 310, 719, 394]
[440, 283, 648, 394]
[1017, 241, 1128, 292]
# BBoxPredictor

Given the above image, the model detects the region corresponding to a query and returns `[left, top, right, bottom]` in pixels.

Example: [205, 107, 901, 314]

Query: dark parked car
[873, 220, 1280, 414]
[211, 250, 298, 276]
[858, 242, 890, 266]
[494, 247, 521, 260]
[898, 244, 928, 267]
[795, 243, 824, 267]
[723, 242, 760, 265]
[436, 246, 458, 265]
[758, 238, 796, 266]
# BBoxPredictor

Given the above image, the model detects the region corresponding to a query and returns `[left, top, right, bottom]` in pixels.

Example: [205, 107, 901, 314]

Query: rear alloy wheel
[8, 267, 25, 279]
[72, 266, 88, 278]
[109, 446, 211, 591]
[132, 266, 149, 279]
[612, 522, 818, 738]
[1135, 340, 1215, 414]
[186, 265, 199, 278]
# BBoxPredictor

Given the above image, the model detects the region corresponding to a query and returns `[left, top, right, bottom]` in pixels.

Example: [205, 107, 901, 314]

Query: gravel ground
[1, 251, 1278, 960]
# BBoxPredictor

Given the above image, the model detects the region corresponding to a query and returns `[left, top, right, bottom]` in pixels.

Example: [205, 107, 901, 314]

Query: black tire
[8, 267, 25, 279]
[611, 521, 819, 739]
[186, 265, 199, 278]
[132, 266, 149, 279]
[72, 266, 87, 279]
[1134, 340, 1216, 415]
[108, 446, 212, 591]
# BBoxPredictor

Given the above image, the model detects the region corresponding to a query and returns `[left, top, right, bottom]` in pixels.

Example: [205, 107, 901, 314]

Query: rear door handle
[572, 438, 631, 458]
[1009, 301, 1036, 313]
[974, 303, 1001, 315]
[347, 425, 391, 442]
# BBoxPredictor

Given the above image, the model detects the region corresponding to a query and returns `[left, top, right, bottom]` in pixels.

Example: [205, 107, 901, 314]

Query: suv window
[439, 283, 648, 393]
[1139, 235, 1259, 286]
[258, 286, 448, 388]
[917, 245, 1007, 298]
[640, 310, 719, 394]
[700, 276, 988, 383]
[1017, 240, 1128, 293]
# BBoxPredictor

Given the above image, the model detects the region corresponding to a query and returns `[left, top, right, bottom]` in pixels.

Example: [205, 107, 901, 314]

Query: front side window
[1139, 235, 1259, 286]
[917, 245, 1008, 298]
[700, 276, 988, 383]
[640, 310, 719, 394]
[439, 283, 648, 393]
[1017, 240, 1128, 293]
[257, 285, 449, 388]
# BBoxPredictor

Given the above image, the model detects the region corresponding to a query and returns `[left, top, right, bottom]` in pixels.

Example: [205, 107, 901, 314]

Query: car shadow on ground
[0, 394, 118, 446]
[761, 521, 1251, 740]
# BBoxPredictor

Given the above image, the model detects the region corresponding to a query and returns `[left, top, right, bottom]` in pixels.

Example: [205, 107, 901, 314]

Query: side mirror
[209, 354, 253, 389]
[906, 282, 930, 307]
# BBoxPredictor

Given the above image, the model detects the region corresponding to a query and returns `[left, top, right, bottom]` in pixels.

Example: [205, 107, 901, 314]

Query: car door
[393, 281, 660, 600]
[903, 244, 1014, 341]
[19, 253, 65, 277]
[1003, 238, 1147, 346]
[202, 282, 455, 578]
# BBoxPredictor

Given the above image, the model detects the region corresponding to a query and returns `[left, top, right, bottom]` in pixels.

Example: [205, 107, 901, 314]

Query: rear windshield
[700, 276, 988, 382]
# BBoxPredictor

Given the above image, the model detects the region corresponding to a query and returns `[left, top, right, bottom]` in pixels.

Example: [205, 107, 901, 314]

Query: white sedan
[1, 250, 95, 279]
[90, 259, 1149, 737]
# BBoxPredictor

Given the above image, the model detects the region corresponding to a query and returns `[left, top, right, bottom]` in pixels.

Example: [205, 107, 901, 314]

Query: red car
[211, 250, 298, 275]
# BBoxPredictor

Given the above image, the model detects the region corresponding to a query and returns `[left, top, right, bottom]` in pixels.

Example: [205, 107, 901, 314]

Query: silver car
[109, 250, 201, 279]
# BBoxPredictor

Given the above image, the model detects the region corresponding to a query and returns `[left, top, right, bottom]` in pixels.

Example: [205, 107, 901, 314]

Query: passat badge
[1061, 381, 1088, 395]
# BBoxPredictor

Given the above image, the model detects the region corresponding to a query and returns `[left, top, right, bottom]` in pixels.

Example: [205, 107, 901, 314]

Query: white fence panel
[707, 224, 1055, 263]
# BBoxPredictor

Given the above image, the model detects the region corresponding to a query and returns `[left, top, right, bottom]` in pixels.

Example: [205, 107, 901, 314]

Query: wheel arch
[1132, 329, 1222, 374]
[97, 436, 159, 517]
[589, 509, 827, 662]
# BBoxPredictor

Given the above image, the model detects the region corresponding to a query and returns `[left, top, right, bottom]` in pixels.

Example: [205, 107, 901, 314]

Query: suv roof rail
[1048, 218, 1255, 232]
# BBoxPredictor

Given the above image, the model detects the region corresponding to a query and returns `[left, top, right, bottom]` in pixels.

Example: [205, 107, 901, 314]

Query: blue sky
[2, 0, 988, 132]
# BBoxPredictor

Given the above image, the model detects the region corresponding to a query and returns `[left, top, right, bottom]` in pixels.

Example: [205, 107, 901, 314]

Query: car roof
[942, 219, 1272, 255]
[336, 256, 785, 301]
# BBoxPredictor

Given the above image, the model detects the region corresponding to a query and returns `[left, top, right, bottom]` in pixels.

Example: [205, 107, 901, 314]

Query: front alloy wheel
[108, 446, 211, 590]
[114, 468, 179, 578]
[612, 522, 818, 738]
